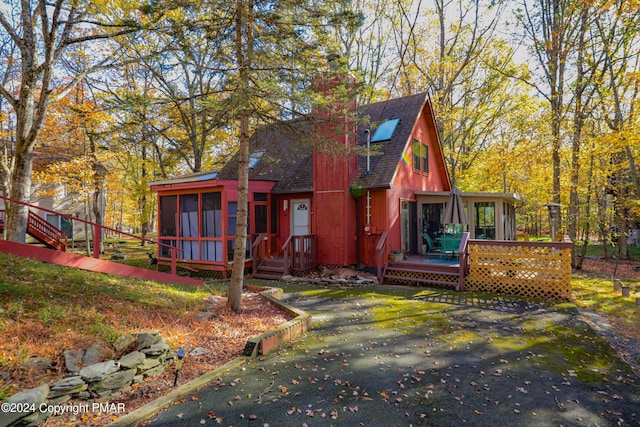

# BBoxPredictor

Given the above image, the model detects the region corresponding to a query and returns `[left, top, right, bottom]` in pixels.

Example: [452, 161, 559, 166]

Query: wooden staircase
[0, 210, 67, 252]
[252, 257, 286, 280]
[383, 257, 463, 290]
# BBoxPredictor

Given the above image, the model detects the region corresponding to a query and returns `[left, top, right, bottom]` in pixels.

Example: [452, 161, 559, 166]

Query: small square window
[249, 150, 265, 168]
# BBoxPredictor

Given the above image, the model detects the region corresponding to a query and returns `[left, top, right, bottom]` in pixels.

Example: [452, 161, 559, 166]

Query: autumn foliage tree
[0, 0, 139, 243]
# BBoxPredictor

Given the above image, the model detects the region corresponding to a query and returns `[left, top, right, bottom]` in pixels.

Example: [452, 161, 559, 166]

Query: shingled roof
[355, 92, 429, 188]
[216, 120, 315, 194]
[216, 92, 435, 193]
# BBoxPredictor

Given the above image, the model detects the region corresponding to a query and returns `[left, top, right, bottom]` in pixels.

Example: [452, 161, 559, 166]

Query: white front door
[291, 199, 310, 236]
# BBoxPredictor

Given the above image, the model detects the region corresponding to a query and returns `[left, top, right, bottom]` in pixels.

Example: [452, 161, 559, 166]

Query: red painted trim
[0, 240, 204, 287]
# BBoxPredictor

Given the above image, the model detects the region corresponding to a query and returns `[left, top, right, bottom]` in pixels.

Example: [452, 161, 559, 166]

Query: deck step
[256, 266, 285, 274]
[382, 257, 462, 288]
[253, 272, 284, 280]
[385, 266, 459, 276]
[252, 257, 285, 280]
[383, 275, 458, 287]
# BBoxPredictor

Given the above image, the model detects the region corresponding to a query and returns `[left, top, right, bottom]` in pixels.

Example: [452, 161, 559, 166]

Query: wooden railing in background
[251, 232, 269, 277]
[0, 194, 182, 276]
[0, 209, 68, 251]
[27, 210, 68, 251]
[465, 238, 573, 301]
[282, 234, 316, 276]
[456, 232, 470, 291]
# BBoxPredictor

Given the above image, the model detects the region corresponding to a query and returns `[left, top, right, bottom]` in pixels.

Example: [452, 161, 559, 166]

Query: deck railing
[282, 234, 316, 276]
[0, 194, 182, 275]
[465, 238, 573, 301]
[251, 232, 269, 277]
[1, 209, 68, 251]
[27, 210, 69, 251]
[456, 232, 470, 291]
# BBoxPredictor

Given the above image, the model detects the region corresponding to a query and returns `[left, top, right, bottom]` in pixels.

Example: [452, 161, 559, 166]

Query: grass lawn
[0, 240, 290, 404]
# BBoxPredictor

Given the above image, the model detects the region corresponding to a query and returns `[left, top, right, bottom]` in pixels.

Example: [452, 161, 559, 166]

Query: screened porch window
[159, 195, 177, 258]
[180, 194, 199, 260]
[158, 192, 224, 261]
[474, 202, 495, 240]
[201, 192, 223, 261]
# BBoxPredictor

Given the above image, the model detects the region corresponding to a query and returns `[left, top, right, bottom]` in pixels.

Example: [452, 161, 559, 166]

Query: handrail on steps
[251, 232, 269, 277]
[375, 230, 388, 283]
[0, 194, 183, 276]
[281, 234, 315, 276]
[281, 235, 293, 276]
[27, 210, 69, 251]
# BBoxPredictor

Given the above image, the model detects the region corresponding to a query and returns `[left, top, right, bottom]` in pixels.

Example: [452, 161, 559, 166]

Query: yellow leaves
[33, 156, 99, 200]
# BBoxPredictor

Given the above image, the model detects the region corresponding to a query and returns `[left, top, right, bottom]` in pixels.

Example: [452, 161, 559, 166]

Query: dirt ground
[577, 257, 640, 281]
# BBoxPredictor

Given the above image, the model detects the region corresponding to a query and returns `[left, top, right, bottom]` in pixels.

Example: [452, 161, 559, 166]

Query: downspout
[364, 129, 373, 268]
[365, 129, 371, 176]
[364, 128, 372, 224]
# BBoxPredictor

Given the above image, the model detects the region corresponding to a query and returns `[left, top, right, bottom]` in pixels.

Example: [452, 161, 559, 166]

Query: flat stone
[190, 347, 210, 356]
[79, 360, 119, 383]
[142, 363, 165, 378]
[119, 351, 146, 369]
[113, 334, 136, 353]
[141, 343, 169, 357]
[21, 356, 53, 372]
[82, 341, 114, 366]
[90, 368, 136, 392]
[0, 384, 49, 427]
[15, 407, 51, 426]
[135, 333, 157, 350]
[63, 349, 84, 373]
[93, 387, 127, 402]
[48, 376, 87, 398]
[47, 394, 71, 406]
[137, 357, 160, 373]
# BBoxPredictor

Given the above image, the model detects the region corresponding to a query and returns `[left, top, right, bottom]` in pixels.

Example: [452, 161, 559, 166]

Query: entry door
[291, 199, 310, 236]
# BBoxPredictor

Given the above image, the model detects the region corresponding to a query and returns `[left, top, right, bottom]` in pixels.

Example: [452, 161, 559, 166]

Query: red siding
[392, 106, 450, 192]
[312, 75, 358, 266]
[357, 189, 388, 267]
[356, 100, 451, 268]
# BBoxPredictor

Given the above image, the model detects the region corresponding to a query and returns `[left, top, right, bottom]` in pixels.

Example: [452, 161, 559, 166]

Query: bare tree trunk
[228, 0, 254, 313]
[5, 151, 33, 243]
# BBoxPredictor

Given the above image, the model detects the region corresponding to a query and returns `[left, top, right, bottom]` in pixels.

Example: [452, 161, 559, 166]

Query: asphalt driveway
[144, 285, 640, 427]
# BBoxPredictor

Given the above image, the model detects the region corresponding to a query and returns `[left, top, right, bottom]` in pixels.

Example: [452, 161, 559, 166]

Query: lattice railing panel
[158, 261, 227, 280]
[464, 241, 572, 301]
[384, 268, 458, 288]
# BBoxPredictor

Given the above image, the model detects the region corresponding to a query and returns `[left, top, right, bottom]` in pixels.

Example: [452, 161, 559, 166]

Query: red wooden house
[149, 88, 518, 281]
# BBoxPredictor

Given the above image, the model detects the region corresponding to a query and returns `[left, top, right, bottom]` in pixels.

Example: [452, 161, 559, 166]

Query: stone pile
[1, 331, 171, 427]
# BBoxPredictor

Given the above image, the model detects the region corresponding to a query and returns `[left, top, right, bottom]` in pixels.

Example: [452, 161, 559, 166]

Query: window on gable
[371, 118, 400, 142]
[248, 150, 265, 169]
[412, 140, 428, 173]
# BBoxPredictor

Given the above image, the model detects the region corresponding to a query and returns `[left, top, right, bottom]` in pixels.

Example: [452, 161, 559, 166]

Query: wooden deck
[382, 253, 464, 289]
